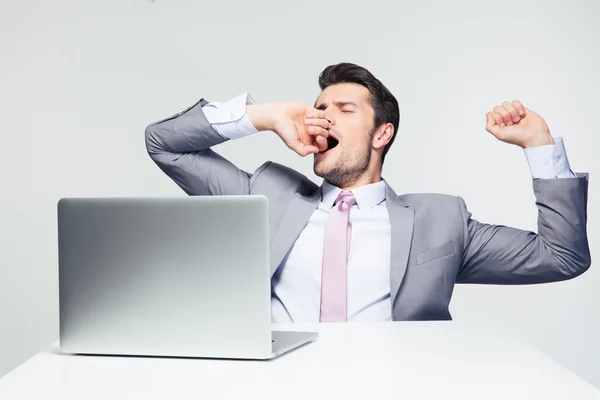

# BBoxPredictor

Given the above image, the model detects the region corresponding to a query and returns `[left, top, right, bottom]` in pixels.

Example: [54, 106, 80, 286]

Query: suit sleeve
[144, 98, 269, 196]
[456, 173, 591, 284]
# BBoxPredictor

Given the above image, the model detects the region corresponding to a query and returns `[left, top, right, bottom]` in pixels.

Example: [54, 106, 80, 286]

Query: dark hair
[318, 62, 400, 164]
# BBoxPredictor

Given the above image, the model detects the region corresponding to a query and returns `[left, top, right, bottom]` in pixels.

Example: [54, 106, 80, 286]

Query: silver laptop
[57, 195, 317, 360]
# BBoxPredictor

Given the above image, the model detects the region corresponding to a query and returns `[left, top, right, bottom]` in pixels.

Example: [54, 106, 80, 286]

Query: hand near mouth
[247, 101, 331, 157]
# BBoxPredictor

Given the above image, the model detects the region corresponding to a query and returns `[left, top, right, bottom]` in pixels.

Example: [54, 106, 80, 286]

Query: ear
[372, 123, 394, 150]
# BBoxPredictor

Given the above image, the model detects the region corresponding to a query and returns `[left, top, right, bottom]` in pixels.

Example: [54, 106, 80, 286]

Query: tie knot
[334, 191, 356, 210]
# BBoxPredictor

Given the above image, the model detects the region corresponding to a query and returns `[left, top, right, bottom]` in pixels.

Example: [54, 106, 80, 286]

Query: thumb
[301, 144, 319, 156]
[485, 112, 502, 137]
[292, 141, 319, 157]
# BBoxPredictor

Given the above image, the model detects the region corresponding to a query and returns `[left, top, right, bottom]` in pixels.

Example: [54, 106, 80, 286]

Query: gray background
[1, 0, 599, 388]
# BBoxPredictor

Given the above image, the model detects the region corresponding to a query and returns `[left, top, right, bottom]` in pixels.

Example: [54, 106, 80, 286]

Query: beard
[314, 137, 373, 188]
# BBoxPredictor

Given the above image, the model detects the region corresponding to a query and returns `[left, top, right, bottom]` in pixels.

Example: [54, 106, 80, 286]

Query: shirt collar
[321, 179, 387, 209]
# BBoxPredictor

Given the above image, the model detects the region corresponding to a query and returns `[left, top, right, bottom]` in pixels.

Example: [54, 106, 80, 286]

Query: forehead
[314, 83, 371, 108]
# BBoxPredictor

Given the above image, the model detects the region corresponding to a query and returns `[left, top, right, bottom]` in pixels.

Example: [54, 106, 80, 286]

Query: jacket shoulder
[250, 161, 319, 196]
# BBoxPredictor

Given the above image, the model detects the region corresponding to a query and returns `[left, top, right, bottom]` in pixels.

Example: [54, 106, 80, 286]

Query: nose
[324, 112, 335, 128]
[319, 103, 335, 128]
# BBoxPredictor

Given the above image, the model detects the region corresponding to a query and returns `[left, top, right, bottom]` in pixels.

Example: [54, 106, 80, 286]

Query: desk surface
[1, 322, 598, 400]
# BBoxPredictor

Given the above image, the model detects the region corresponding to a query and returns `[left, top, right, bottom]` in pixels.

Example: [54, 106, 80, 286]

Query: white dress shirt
[201, 92, 576, 322]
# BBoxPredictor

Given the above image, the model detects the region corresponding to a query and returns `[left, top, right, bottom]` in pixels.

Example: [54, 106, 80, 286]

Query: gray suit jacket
[144, 98, 591, 321]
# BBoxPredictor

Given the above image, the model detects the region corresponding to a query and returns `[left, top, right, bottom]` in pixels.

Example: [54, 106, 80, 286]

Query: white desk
[1, 322, 598, 399]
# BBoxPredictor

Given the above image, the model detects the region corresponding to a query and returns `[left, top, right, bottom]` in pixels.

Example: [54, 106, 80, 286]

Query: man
[145, 62, 590, 322]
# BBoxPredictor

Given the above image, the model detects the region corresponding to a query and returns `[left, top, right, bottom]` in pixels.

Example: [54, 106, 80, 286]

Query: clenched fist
[247, 102, 330, 157]
[485, 100, 554, 148]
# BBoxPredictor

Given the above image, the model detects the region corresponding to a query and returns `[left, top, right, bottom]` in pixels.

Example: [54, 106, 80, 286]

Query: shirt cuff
[523, 137, 576, 179]
[202, 92, 258, 140]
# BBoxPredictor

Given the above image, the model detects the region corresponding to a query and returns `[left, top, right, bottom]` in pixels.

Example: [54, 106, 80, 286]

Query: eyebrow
[314, 101, 359, 110]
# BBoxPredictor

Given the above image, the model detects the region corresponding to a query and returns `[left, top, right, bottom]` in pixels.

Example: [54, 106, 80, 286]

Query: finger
[491, 112, 504, 127]
[315, 135, 328, 152]
[485, 112, 495, 128]
[308, 126, 329, 138]
[296, 143, 319, 157]
[501, 101, 520, 123]
[306, 108, 327, 120]
[511, 100, 526, 116]
[486, 112, 501, 134]
[493, 106, 512, 126]
[304, 144, 319, 155]
[305, 117, 330, 130]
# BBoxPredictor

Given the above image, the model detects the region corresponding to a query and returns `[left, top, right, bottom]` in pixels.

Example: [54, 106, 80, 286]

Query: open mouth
[321, 135, 339, 153]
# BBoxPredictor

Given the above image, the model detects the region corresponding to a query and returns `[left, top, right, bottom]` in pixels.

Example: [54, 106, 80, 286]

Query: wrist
[246, 103, 276, 132]
[522, 132, 554, 148]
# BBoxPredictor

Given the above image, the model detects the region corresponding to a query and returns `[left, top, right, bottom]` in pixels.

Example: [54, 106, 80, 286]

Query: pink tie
[320, 191, 356, 322]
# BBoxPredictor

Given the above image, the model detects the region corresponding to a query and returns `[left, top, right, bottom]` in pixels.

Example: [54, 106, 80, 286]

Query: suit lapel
[268, 180, 415, 306]
[385, 182, 415, 305]
[269, 189, 321, 276]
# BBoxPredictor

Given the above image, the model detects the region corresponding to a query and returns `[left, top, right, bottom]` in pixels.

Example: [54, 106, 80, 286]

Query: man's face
[313, 83, 376, 188]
